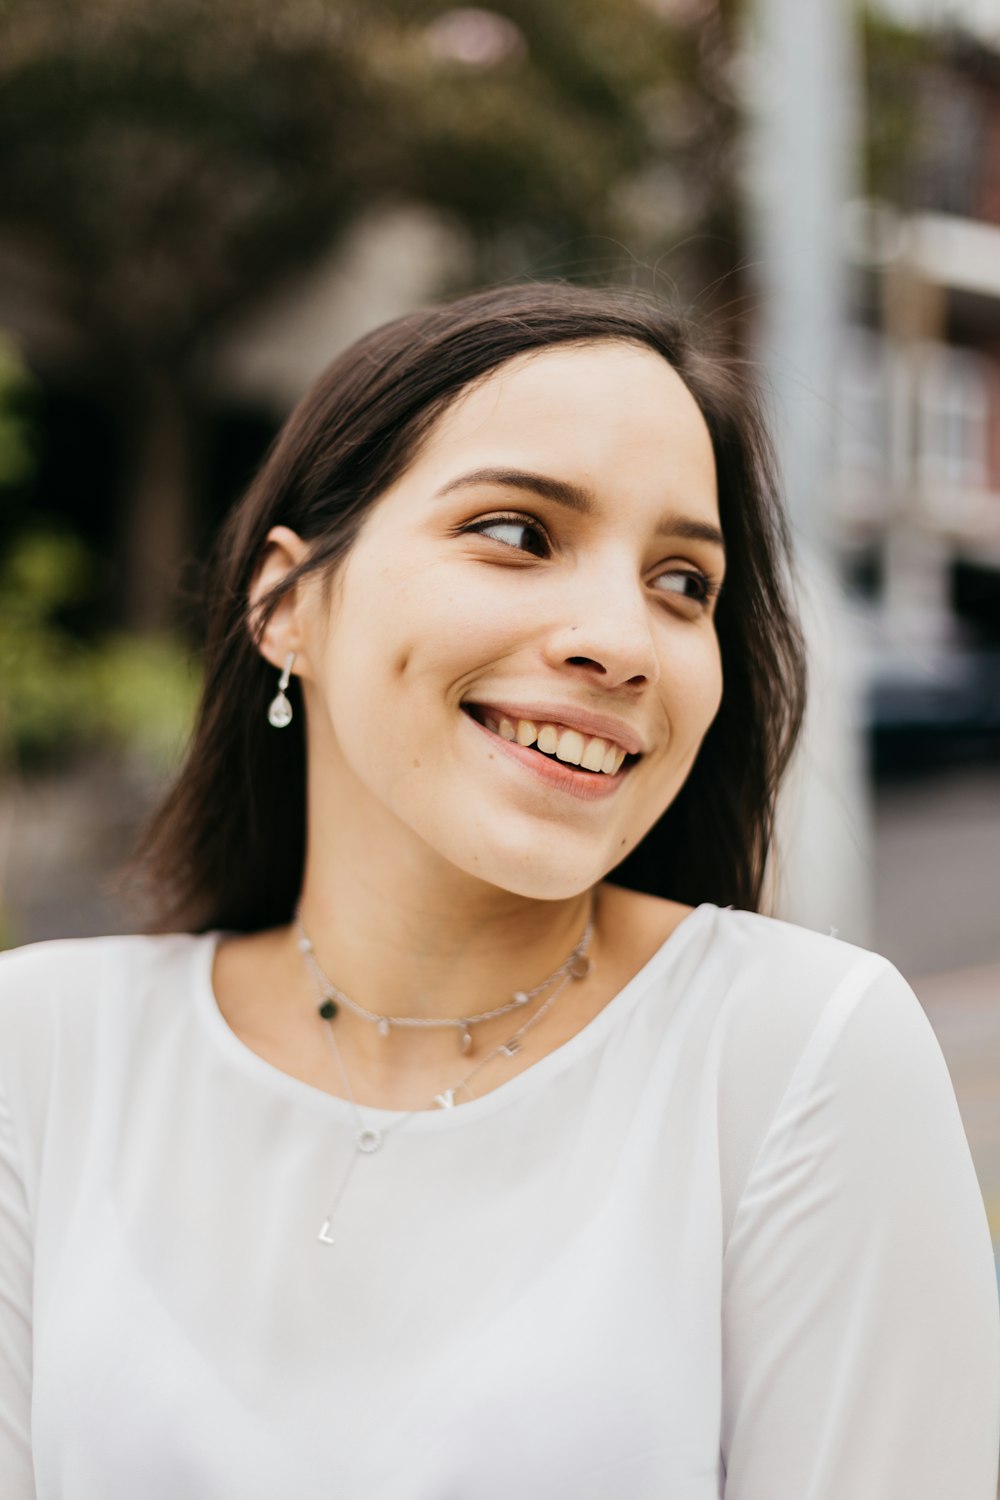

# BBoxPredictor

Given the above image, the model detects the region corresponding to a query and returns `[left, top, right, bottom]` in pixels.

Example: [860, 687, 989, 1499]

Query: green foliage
[89, 632, 200, 765]
[0, 0, 741, 648]
[0, 531, 95, 757]
[0, 529, 200, 768]
[0, 0, 735, 357]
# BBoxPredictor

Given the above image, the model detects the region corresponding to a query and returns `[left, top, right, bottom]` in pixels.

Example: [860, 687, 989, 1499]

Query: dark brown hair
[133, 281, 807, 932]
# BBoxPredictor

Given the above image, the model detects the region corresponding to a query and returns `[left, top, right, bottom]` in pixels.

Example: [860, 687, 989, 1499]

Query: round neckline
[193, 902, 718, 1132]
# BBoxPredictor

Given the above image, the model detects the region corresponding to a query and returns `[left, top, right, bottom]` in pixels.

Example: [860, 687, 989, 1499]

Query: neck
[287, 743, 600, 1070]
[296, 862, 594, 1027]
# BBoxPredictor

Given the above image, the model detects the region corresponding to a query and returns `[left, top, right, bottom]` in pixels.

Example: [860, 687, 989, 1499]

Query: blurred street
[874, 766, 1000, 976]
[914, 960, 1000, 1254]
[874, 765, 1000, 1260]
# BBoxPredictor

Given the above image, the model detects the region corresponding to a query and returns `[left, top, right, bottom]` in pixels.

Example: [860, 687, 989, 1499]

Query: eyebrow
[436, 466, 726, 552]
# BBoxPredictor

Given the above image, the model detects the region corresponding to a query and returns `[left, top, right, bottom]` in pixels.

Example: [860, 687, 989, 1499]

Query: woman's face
[291, 339, 725, 899]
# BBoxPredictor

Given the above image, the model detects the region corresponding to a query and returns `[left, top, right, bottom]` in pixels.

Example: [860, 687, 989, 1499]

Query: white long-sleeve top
[0, 903, 997, 1498]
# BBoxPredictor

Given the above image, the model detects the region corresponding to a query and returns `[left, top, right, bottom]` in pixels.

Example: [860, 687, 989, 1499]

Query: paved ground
[912, 963, 1000, 1245]
[871, 765, 1000, 1257]
[0, 755, 157, 944]
[873, 764, 1000, 977]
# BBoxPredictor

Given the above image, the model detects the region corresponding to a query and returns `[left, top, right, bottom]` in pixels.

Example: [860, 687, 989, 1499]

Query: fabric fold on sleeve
[720, 957, 1000, 1500]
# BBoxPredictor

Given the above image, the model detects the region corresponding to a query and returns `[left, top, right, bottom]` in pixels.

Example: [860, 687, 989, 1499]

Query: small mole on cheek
[412, 758, 421, 769]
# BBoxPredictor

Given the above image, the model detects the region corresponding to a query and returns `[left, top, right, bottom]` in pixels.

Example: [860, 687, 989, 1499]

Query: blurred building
[838, 25, 1000, 770]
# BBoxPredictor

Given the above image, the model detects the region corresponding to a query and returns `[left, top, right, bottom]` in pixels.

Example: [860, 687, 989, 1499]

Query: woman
[1, 282, 997, 1498]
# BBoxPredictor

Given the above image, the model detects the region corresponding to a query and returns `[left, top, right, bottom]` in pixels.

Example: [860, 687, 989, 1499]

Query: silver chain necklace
[295, 912, 595, 1245]
[295, 905, 593, 1054]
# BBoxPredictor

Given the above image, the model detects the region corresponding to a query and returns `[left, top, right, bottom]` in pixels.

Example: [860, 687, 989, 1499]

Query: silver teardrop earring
[267, 652, 296, 728]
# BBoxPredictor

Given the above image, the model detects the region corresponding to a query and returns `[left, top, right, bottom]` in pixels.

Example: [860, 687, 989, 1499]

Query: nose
[541, 561, 661, 691]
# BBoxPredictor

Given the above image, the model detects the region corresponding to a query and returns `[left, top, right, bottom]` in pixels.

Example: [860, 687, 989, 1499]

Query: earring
[267, 652, 296, 728]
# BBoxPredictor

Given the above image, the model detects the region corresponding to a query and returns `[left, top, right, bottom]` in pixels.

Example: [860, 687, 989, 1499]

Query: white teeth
[581, 737, 609, 772]
[476, 708, 631, 775]
[536, 724, 559, 755]
[556, 729, 585, 765]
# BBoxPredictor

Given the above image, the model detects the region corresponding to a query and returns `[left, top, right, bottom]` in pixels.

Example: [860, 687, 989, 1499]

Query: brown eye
[465, 516, 549, 557]
[652, 569, 714, 605]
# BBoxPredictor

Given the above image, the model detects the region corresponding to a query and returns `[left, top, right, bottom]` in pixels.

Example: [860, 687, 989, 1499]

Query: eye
[462, 514, 549, 557]
[651, 567, 718, 607]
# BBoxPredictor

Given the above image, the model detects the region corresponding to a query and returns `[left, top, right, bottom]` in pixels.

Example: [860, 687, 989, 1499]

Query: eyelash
[461, 512, 721, 608]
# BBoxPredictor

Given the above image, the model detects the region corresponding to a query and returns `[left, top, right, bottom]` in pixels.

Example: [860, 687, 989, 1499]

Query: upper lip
[463, 700, 646, 757]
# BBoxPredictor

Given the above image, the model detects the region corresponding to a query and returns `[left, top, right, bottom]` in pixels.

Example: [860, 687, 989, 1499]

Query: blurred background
[0, 0, 997, 1266]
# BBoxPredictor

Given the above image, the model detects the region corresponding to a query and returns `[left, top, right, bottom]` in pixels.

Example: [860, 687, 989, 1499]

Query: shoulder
[0, 930, 217, 1083]
[607, 883, 888, 996]
[706, 904, 936, 1102]
[712, 902, 884, 974]
[697, 908, 943, 1235]
[721, 918, 980, 1261]
[606, 885, 909, 1054]
[0, 929, 210, 1011]
[708, 904, 904, 1034]
[0, 931, 219, 1151]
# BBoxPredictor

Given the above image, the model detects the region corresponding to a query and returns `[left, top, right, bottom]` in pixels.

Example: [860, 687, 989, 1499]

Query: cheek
[383, 576, 529, 690]
[668, 630, 724, 741]
[703, 642, 725, 723]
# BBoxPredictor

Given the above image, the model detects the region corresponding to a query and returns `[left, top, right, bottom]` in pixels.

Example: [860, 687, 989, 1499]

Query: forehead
[409, 339, 718, 512]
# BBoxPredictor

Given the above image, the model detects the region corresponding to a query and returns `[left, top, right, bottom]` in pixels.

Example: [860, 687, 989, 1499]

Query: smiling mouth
[461, 705, 640, 778]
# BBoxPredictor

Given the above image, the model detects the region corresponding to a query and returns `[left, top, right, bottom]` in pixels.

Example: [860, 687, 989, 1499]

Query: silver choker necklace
[295, 904, 593, 1054]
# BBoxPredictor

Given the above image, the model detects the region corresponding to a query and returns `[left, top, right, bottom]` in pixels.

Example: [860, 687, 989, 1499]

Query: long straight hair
[132, 282, 807, 932]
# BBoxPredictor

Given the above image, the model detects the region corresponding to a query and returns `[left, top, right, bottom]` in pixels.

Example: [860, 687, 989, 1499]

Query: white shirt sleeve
[0, 1082, 34, 1499]
[720, 958, 1000, 1499]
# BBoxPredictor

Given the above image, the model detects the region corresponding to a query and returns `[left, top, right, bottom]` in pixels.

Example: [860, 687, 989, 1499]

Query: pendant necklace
[295, 909, 595, 1245]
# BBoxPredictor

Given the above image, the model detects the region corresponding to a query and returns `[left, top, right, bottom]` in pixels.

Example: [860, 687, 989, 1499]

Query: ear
[248, 525, 313, 676]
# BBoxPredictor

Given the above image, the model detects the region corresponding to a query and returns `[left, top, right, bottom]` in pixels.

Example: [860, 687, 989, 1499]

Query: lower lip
[463, 712, 630, 802]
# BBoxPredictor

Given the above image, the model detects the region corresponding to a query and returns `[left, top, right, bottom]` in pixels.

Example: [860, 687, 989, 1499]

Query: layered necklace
[294, 904, 595, 1245]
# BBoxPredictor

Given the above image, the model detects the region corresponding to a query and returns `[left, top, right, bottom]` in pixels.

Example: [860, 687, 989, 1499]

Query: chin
[447, 835, 617, 903]
[487, 868, 602, 902]
[409, 787, 647, 900]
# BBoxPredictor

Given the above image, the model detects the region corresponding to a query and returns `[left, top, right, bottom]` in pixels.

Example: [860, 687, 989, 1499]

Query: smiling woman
[1, 284, 998, 1500]
[146, 285, 804, 931]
